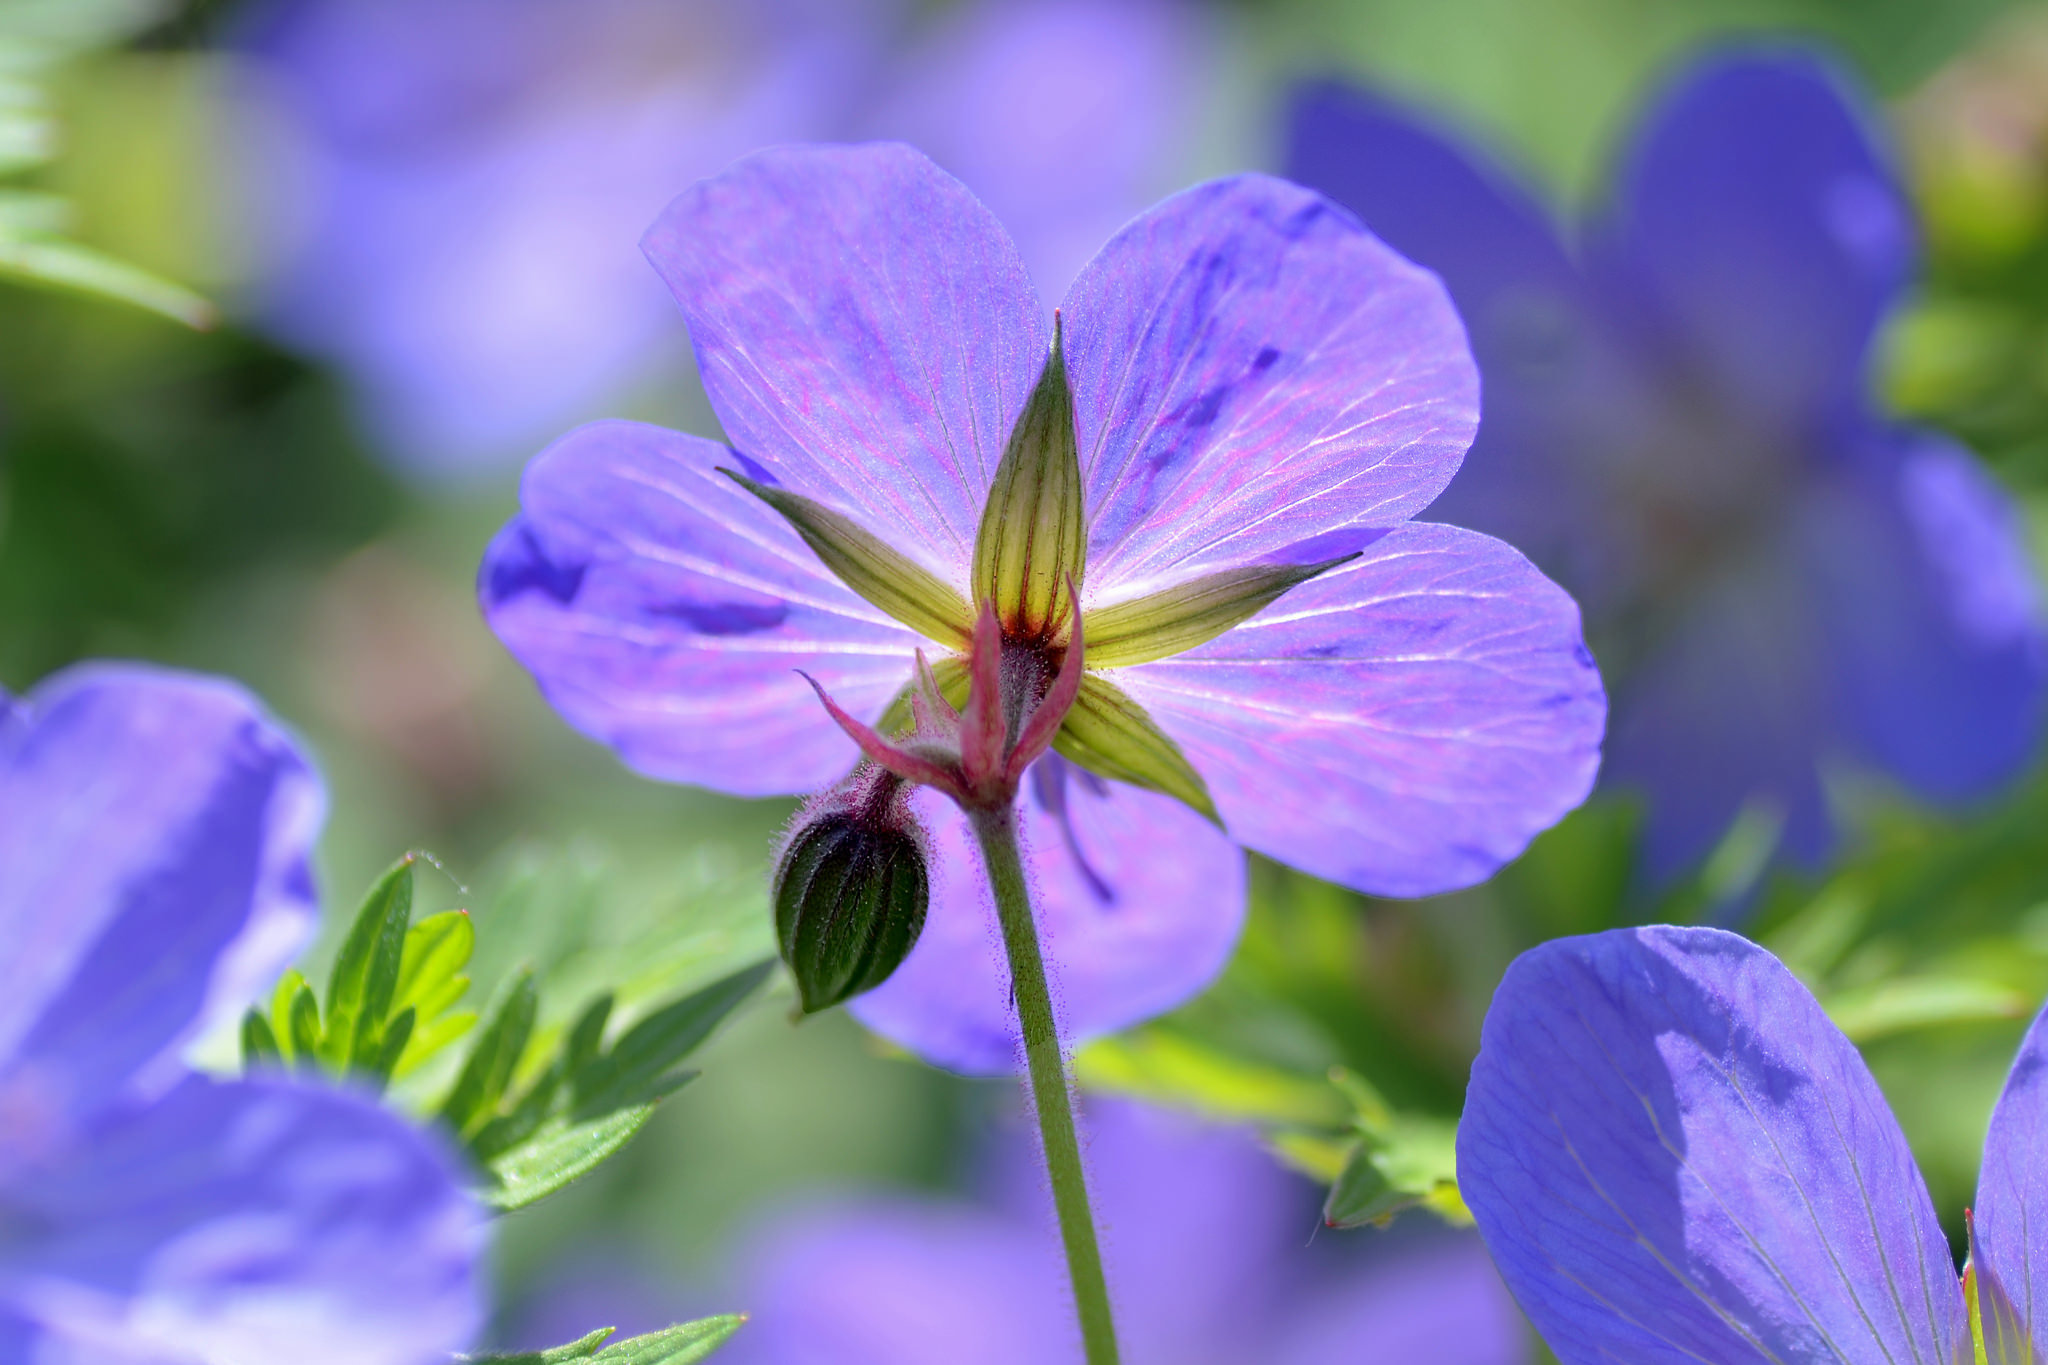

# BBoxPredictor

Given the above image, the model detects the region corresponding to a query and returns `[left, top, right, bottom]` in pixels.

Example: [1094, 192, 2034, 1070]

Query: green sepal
[240, 1007, 283, 1069]
[323, 856, 415, 1070]
[1053, 674, 1219, 823]
[459, 1313, 745, 1363]
[875, 656, 968, 735]
[1966, 1211, 2032, 1364]
[1321, 1068, 1465, 1229]
[1083, 555, 1358, 668]
[972, 315, 1085, 641]
[722, 470, 972, 645]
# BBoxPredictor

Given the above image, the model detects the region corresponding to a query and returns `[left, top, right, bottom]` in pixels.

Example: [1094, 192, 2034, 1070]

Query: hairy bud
[773, 772, 930, 1013]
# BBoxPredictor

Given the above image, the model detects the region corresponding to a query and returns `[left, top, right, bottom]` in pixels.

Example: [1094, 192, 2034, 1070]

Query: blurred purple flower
[0, 665, 485, 1364]
[1460, 924, 2048, 1361]
[234, 0, 1215, 479]
[1288, 50, 2048, 884]
[725, 1099, 1528, 1365]
[480, 142, 1605, 1071]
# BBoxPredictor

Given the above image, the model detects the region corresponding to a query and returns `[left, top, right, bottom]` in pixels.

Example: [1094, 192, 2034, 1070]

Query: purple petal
[1598, 49, 1914, 431]
[1281, 82, 1603, 582]
[481, 420, 925, 796]
[0, 666, 323, 1143]
[848, 760, 1245, 1075]
[1272, 1236, 1528, 1365]
[1460, 927, 1966, 1364]
[1975, 995, 2048, 1348]
[0, 1076, 484, 1365]
[1059, 172, 1478, 598]
[1809, 432, 2047, 804]
[1116, 522, 1605, 897]
[642, 142, 1047, 584]
[726, 1199, 1067, 1365]
[864, 0, 1216, 302]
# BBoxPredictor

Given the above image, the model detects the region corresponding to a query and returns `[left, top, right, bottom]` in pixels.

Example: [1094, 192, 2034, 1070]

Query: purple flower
[723, 1099, 1529, 1365]
[481, 142, 1606, 1072]
[1288, 50, 2048, 883]
[0, 664, 485, 1363]
[234, 0, 1213, 478]
[1459, 924, 2048, 1360]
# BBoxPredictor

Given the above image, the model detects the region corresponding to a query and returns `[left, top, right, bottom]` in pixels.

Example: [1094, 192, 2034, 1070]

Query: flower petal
[1600, 49, 1915, 432]
[1460, 927, 1966, 1364]
[0, 1076, 484, 1365]
[1271, 1236, 1528, 1365]
[1117, 522, 1605, 897]
[1281, 81, 1603, 582]
[642, 142, 1047, 585]
[848, 761, 1245, 1075]
[1810, 432, 2048, 804]
[1974, 994, 2048, 1352]
[0, 666, 323, 1138]
[1058, 172, 1478, 599]
[481, 420, 925, 796]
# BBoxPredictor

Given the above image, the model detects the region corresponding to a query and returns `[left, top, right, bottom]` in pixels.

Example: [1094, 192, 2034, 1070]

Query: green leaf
[462, 1314, 746, 1364]
[440, 968, 538, 1139]
[390, 909, 476, 1074]
[723, 470, 971, 646]
[1052, 674, 1218, 822]
[972, 315, 1083, 642]
[572, 961, 772, 1118]
[240, 1007, 282, 1068]
[1083, 555, 1357, 668]
[286, 982, 321, 1062]
[1823, 976, 2029, 1043]
[267, 969, 311, 1061]
[368, 1007, 415, 1087]
[479, 1104, 658, 1213]
[0, 233, 214, 328]
[324, 857, 416, 1070]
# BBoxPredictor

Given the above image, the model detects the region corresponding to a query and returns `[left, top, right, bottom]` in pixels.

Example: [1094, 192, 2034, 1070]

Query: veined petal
[1059, 172, 1477, 599]
[1460, 927, 1966, 1365]
[0, 666, 323, 1142]
[1116, 523, 1604, 898]
[0, 1076, 484, 1365]
[1598, 49, 1915, 432]
[849, 762, 1244, 1075]
[1972, 993, 2048, 1354]
[643, 142, 1047, 585]
[481, 421, 926, 796]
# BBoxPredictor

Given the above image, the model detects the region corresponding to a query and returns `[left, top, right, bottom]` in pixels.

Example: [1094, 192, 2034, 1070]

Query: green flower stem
[970, 801, 1120, 1365]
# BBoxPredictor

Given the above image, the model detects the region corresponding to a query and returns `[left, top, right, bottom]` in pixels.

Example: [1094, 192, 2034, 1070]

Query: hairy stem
[970, 802, 1120, 1365]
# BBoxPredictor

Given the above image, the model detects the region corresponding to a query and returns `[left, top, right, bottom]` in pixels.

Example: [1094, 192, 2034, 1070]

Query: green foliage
[1314, 1069, 1465, 1230]
[0, 0, 212, 323]
[460, 1316, 746, 1364]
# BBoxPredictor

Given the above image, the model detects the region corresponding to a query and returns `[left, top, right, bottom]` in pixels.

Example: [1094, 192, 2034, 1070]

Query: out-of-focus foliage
[464, 1316, 746, 1365]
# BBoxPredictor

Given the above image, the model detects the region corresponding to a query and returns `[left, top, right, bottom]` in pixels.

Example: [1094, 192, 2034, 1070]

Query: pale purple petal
[0, 666, 323, 1144]
[1598, 50, 1914, 433]
[480, 420, 925, 796]
[1460, 927, 1966, 1364]
[1971, 993, 2048, 1347]
[643, 142, 1046, 584]
[1273, 1237, 1529, 1365]
[848, 760, 1245, 1075]
[0, 1076, 484, 1365]
[1059, 173, 1478, 598]
[1116, 522, 1604, 897]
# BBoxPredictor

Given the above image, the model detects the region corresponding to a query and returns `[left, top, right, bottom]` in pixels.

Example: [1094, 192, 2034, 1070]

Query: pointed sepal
[1053, 673, 1220, 824]
[798, 672, 968, 803]
[722, 468, 973, 645]
[972, 312, 1085, 643]
[1084, 553, 1361, 668]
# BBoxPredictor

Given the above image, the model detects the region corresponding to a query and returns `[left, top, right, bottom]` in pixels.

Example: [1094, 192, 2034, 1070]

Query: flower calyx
[803, 594, 1085, 815]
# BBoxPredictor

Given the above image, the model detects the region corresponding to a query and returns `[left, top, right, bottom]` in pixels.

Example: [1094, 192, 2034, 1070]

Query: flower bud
[773, 778, 930, 1014]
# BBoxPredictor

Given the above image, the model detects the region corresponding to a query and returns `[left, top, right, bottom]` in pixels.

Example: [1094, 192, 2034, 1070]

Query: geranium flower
[0, 665, 483, 1363]
[1460, 924, 2048, 1362]
[724, 1099, 1528, 1364]
[1288, 50, 2048, 884]
[481, 141, 1607, 1072]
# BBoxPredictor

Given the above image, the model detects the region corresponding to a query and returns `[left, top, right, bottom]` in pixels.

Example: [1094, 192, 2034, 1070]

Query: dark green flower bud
[774, 777, 930, 1014]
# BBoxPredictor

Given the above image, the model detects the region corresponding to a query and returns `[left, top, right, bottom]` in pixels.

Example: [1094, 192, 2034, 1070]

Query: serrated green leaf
[563, 994, 614, 1075]
[394, 910, 473, 1015]
[1082, 555, 1357, 668]
[1052, 674, 1218, 823]
[240, 1007, 282, 1069]
[0, 233, 214, 327]
[368, 1007, 415, 1088]
[973, 316, 1082, 641]
[268, 968, 310, 1060]
[440, 968, 538, 1139]
[401, 1010, 478, 1079]
[571, 961, 771, 1119]
[324, 857, 416, 1070]
[722, 470, 971, 646]
[462, 1314, 745, 1364]
[480, 1104, 657, 1213]
[286, 983, 321, 1062]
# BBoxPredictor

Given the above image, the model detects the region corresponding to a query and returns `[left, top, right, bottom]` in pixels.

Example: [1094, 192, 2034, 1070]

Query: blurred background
[6, 0, 2048, 1356]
